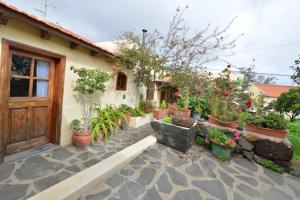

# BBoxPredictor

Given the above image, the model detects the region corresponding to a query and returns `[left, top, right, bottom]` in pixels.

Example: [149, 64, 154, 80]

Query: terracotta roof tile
[0, 1, 114, 56]
[254, 83, 297, 97]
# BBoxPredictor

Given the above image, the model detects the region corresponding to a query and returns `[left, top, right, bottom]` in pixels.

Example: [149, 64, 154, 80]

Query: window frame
[116, 72, 127, 91]
[9, 50, 53, 99]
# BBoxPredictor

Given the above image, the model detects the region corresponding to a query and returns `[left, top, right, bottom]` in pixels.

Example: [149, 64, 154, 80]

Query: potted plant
[90, 105, 126, 143]
[70, 119, 91, 148]
[206, 128, 236, 161]
[71, 66, 110, 148]
[245, 112, 288, 138]
[153, 100, 168, 119]
[151, 116, 196, 153]
[176, 95, 191, 119]
[119, 104, 133, 121]
[128, 107, 153, 128]
[208, 66, 239, 129]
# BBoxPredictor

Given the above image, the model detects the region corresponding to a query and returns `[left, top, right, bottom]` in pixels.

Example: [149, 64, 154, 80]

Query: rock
[245, 134, 258, 142]
[172, 189, 202, 200]
[262, 187, 293, 200]
[274, 160, 291, 168]
[242, 150, 254, 161]
[172, 117, 196, 128]
[238, 137, 254, 151]
[255, 139, 293, 164]
[234, 144, 242, 154]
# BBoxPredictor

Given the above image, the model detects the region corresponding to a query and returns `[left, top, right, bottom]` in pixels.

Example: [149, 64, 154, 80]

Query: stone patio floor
[80, 143, 300, 200]
[0, 124, 154, 200]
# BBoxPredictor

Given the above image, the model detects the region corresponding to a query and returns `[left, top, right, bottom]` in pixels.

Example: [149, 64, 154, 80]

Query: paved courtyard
[80, 143, 300, 200]
[0, 124, 154, 200]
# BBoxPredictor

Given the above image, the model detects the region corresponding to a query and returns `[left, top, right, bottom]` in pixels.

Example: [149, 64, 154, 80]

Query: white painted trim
[129, 113, 153, 128]
[28, 135, 157, 200]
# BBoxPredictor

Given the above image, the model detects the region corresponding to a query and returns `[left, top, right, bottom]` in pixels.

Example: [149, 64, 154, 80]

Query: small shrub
[162, 116, 172, 124]
[130, 108, 145, 117]
[139, 100, 154, 114]
[239, 112, 251, 128]
[195, 135, 205, 145]
[159, 100, 167, 109]
[259, 159, 285, 174]
[206, 128, 235, 147]
[119, 104, 133, 113]
[287, 121, 300, 160]
[246, 112, 287, 130]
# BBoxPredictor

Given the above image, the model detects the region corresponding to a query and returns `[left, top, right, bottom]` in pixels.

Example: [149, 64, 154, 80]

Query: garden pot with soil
[72, 133, 91, 148]
[177, 108, 191, 119]
[211, 142, 233, 161]
[151, 118, 196, 153]
[246, 124, 287, 138]
[208, 115, 238, 129]
[153, 109, 168, 119]
[193, 112, 201, 120]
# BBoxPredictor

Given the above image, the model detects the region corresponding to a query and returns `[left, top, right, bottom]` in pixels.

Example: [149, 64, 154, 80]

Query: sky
[3, 0, 300, 85]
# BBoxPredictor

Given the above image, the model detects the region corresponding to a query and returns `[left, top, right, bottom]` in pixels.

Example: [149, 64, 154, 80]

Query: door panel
[9, 108, 28, 144]
[32, 107, 48, 138]
[3, 50, 54, 155]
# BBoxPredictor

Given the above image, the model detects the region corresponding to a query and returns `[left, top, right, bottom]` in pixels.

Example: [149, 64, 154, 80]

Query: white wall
[0, 18, 144, 146]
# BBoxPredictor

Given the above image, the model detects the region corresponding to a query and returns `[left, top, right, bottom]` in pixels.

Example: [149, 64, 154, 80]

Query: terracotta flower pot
[177, 108, 191, 119]
[153, 109, 168, 119]
[125, 112, 132, 121]
[208, 115, 238, 129]
[245, 124, 287, 139]
[72, 132, 91, 148]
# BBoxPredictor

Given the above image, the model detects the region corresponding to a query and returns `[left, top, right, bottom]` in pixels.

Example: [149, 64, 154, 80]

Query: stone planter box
[129, 113, 153, 128]
[208, 115, 238, 129]
[151, 119, 196, 153]
[153, 109, 168, 119]
[246, 124, 287, 139]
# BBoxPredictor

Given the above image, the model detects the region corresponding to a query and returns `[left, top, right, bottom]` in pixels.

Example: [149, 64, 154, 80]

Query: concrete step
[28, 135, 157, 200]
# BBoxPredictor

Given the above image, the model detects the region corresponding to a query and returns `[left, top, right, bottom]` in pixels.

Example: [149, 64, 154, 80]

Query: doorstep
[0, 123, 155, 200]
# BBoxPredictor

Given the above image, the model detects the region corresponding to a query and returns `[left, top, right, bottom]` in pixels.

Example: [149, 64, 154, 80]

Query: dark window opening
[116, 72, 127, 91]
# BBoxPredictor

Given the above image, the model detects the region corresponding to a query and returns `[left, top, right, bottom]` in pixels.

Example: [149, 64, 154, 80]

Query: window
[116, 72, 127, 91]
[10, 53, 50, 97]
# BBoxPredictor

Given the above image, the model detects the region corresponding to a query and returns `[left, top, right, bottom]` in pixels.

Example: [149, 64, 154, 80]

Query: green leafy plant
[208, 66, 240, 122]
[287, 121, 300, 160]
[258, 159, 285, 174]
[119, 104, 133, 113]
[206, 128, 235, 147]
[195, 135, 205, 145]
[71, 66, 110, 135]
[130, 108, 145, 117]
[159, 100, 167, 109]
[177, 95, 190, 109]
[239, 112, 251, 128]
[70, 119, 82, 133]
[90, 105, 126, 144]
[139, 100, 154, 114]
[247, 112, 287, 130]
[274, 87, 300, 121]
[162, 116, 172, 124]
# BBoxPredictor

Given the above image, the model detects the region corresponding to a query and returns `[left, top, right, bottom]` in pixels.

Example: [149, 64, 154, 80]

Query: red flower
[224, 92, 230, 97]
[233, 131, 241, 140]
[245, 100, 252, 108]
[227, 139, 235, 147]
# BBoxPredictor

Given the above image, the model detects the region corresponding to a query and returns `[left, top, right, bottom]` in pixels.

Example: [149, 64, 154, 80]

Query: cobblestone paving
[0, 124, 154, 200]
[80, 143, 300, 200]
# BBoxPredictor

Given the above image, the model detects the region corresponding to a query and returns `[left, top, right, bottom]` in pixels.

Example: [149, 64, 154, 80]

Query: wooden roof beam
[41, 29, 51, 40]
[70, 42, 80, 50]
[0, 12, 10, 25]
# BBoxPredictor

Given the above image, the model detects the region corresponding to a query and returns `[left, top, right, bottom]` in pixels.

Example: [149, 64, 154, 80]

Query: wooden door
[160, 89, 168, 103]
[3, 51, 54, 155]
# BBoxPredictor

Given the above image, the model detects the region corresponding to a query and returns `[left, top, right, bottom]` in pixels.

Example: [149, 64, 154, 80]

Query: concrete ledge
[129, 113, 153, 128]
[28, 135, 157, 200]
